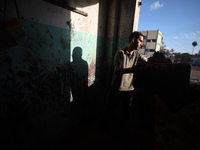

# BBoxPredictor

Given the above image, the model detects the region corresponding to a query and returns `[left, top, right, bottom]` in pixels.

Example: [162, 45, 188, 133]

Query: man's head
[129, 31, 144, 50]
[72, 47, 82, 61]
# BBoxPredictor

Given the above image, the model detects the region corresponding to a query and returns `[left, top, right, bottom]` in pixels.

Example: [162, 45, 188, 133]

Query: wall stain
[66, 19, 74, 30]
[46, 27, 54, 40]
[60, 35, 67, 50]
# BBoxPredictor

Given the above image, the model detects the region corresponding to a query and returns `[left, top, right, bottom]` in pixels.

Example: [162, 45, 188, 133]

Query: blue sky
[138, 0, 200, 54]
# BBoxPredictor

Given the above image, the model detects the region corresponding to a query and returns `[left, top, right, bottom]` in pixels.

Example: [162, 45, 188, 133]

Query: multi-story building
[139, 30, 164, 57]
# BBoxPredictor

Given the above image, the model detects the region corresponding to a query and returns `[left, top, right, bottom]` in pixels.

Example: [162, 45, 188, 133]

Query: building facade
[139, 30, 163, 57]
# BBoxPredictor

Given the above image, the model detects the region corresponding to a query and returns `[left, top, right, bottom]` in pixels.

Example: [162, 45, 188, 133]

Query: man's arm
[114, 65, 134, 75]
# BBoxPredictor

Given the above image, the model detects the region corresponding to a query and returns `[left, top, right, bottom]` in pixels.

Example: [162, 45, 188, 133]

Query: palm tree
[192, 41, 197, 54]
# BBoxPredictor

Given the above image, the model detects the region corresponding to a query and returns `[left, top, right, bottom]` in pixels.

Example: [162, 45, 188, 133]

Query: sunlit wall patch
[70, 3, 99, 87]
[70, 32, 97, 87]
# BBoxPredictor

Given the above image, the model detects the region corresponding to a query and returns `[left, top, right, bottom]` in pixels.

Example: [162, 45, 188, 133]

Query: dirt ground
[190, 65, 200, 84]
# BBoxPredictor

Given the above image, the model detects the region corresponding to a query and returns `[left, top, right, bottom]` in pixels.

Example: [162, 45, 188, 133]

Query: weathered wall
[0, 0, 107, 148]
[1, 2, 65, 149]
[0, 0, 140, 148]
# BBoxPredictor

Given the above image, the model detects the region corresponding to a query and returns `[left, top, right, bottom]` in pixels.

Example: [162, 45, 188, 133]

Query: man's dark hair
[129, 31, 144, 43]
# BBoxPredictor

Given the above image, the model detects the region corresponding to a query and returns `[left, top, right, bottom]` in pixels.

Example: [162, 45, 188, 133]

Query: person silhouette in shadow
[69, 47, 89, 127]
[70, 46, 88, 104]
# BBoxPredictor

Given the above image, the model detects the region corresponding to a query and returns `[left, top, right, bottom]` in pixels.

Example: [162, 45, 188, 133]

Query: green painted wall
[0, 15, 130, 150]
[0, 0, 137, 148]
[0, 17, 107, 148]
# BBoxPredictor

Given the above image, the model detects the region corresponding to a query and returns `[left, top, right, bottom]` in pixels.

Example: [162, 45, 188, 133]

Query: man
[103, 31, 147, 129]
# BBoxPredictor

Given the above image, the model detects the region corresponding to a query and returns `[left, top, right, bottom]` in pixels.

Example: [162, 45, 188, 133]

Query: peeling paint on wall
[0, 19, 71, 120]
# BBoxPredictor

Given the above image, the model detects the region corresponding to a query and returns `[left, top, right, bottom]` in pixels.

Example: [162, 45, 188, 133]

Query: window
[146, 49, 155, 52]
[150, 49, 155, 52]
[147, 39, 156, 42]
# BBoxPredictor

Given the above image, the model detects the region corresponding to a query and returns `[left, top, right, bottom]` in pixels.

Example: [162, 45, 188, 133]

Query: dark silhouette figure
[148, 51, 167, 63]
[70, 47, 89, 127]
[70, 47, 88, 104]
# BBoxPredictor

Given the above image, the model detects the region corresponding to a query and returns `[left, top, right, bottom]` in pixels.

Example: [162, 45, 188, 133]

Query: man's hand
[133, 61, 146, 73]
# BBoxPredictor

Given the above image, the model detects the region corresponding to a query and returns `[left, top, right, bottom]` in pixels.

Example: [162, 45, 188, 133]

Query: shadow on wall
[69, 47, 90, 127]
[0, 0, 109, 148]
[0, 18, 101, 149]
[70, 46, 88, 104]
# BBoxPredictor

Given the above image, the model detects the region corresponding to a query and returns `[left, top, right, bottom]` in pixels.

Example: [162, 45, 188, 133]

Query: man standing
[104, 31, 147, 129]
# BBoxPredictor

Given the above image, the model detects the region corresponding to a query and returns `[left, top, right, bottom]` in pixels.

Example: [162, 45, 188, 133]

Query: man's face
[133, 35, 143, 50]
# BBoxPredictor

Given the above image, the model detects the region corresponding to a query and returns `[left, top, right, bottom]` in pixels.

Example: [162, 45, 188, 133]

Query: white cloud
[150, 1, 164, 11]
[197, 31, 200, 34]
[173, 36, 179, 39]
[184, 32, 196, 39]
[183, 33, 190, 38]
